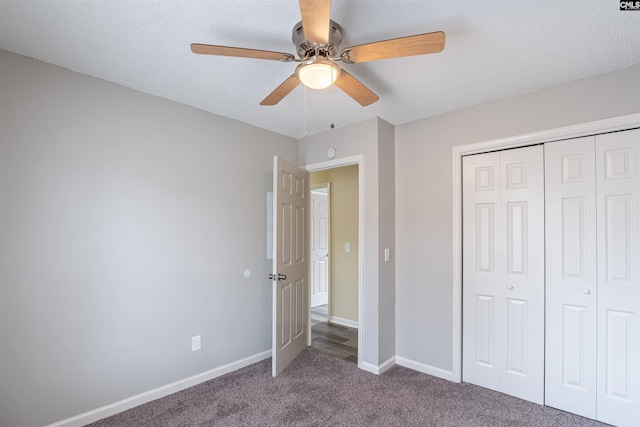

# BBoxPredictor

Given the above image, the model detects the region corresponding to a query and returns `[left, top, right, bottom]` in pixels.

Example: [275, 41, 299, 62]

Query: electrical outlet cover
[191, 335, 201, 352]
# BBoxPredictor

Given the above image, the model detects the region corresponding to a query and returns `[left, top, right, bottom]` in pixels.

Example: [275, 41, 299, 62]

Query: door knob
[268, 273, 287, 281]
[506, 284, 514, 290]
[583, 288, 591, 295]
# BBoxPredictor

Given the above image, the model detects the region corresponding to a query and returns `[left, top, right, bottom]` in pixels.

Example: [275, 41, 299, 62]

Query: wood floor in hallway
[311, 305, 358, 364]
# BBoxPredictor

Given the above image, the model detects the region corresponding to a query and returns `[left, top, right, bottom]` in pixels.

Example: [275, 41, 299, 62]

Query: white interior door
[271, 156, 309, 377]
[545, 137, 598, 418]
[463, 145, 545, 404]
[595, 129, 640, 426]
[310, 187, 329, 308]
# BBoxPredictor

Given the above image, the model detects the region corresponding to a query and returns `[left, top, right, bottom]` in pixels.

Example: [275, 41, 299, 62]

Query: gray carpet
[89, 348, 609, 426]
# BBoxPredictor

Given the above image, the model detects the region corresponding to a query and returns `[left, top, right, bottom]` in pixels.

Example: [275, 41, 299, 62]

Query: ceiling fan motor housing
[292, 20, 343, 59]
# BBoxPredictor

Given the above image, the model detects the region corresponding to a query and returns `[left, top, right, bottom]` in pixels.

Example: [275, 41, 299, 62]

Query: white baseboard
[359, 361, 379, 374]
[47, 350, 272, 427]
[46, 350, 456, 426]
[329, 315, 358, 329]
[359, 355, 396, 375]
[378, 355, 396, 374]
[395, 356, 456, 382]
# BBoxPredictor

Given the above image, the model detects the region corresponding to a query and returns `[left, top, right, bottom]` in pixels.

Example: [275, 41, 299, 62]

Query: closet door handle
[583, 288, 591, 295]
[506, 284, 514, 291]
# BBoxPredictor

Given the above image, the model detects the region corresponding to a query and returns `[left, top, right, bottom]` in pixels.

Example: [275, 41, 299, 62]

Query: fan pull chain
[303, 85, 308, 137]
[330, 85, 335, 130]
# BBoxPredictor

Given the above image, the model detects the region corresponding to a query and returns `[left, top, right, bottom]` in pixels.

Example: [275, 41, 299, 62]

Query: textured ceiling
[1, 1, 639, 138]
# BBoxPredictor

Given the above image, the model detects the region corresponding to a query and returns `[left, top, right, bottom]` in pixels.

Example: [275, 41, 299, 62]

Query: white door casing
[310, 186, 329, 308]
[595, 129, 640, 426]
[463, 145, 545, 404]
[272, 156, 309, 377]
[545, 137, 598, 418]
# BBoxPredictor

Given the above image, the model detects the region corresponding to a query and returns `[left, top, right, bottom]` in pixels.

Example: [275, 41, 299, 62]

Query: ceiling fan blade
[340, 31, 445, 64]
[299, 0, 331, 45]
[260, 75, 301, 106]
[334, 69, 379, 106]
[191, 44, 294, 61]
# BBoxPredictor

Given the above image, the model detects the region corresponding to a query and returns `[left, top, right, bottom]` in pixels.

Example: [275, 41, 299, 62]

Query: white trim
[360, 355, 396, 375]
[455, 113, 640, 156]
[46, 350, 271, 427]
[378, 355, 396, 374]
[303, 155, 365, 371]
[304, 155, 363, 172]
[329, 315, 359, 329]
[396, 356, 455, 382]
[451, 113, 640, 384]
[359, 361, 379, 374]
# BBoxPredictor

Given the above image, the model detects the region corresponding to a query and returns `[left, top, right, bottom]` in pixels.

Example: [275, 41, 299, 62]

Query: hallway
[311, 305, 358, 364]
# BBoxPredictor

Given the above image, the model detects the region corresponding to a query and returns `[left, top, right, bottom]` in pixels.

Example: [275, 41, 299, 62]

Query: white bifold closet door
[545, 129, 640, 426]
[462, 145, 545, 404]
[545, 136, 598, 418]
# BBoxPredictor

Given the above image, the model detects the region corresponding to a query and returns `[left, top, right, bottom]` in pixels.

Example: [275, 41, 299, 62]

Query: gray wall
[394, 64, 640, 372]
[376, 119, 396, 365]
[0, 50, 297, 427]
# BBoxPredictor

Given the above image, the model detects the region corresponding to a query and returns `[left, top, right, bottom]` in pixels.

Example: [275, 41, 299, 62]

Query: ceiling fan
[191, 0, 445, 106]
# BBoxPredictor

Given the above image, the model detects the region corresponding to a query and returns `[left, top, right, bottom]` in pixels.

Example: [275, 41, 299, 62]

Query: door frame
[310, 182, 330, 311]
[451, 113, 640, 383]
[304, 155, 364, 369]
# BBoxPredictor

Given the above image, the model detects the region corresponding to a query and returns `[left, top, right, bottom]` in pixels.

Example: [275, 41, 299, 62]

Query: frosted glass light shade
[295, 59, 340, 90]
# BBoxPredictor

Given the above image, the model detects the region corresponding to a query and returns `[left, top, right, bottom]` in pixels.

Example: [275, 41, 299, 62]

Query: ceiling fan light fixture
[295, 58, 340, 90]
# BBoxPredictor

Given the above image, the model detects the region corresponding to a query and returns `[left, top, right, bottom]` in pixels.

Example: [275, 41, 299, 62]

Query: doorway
[309, 164, 359, 364]
[310, 184, 330, 309]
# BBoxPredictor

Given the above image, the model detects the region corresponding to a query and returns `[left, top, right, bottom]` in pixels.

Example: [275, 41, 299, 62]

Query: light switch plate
[345, 243, 351, 253]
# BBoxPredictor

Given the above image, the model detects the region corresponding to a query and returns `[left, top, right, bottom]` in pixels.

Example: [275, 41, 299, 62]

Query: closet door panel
[463, 146, 544, 405]
[544, 137, 597, 418]
[499, 145, 545, 405]
[596, 129, 640, 427]
[463, 152, 502, 392]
